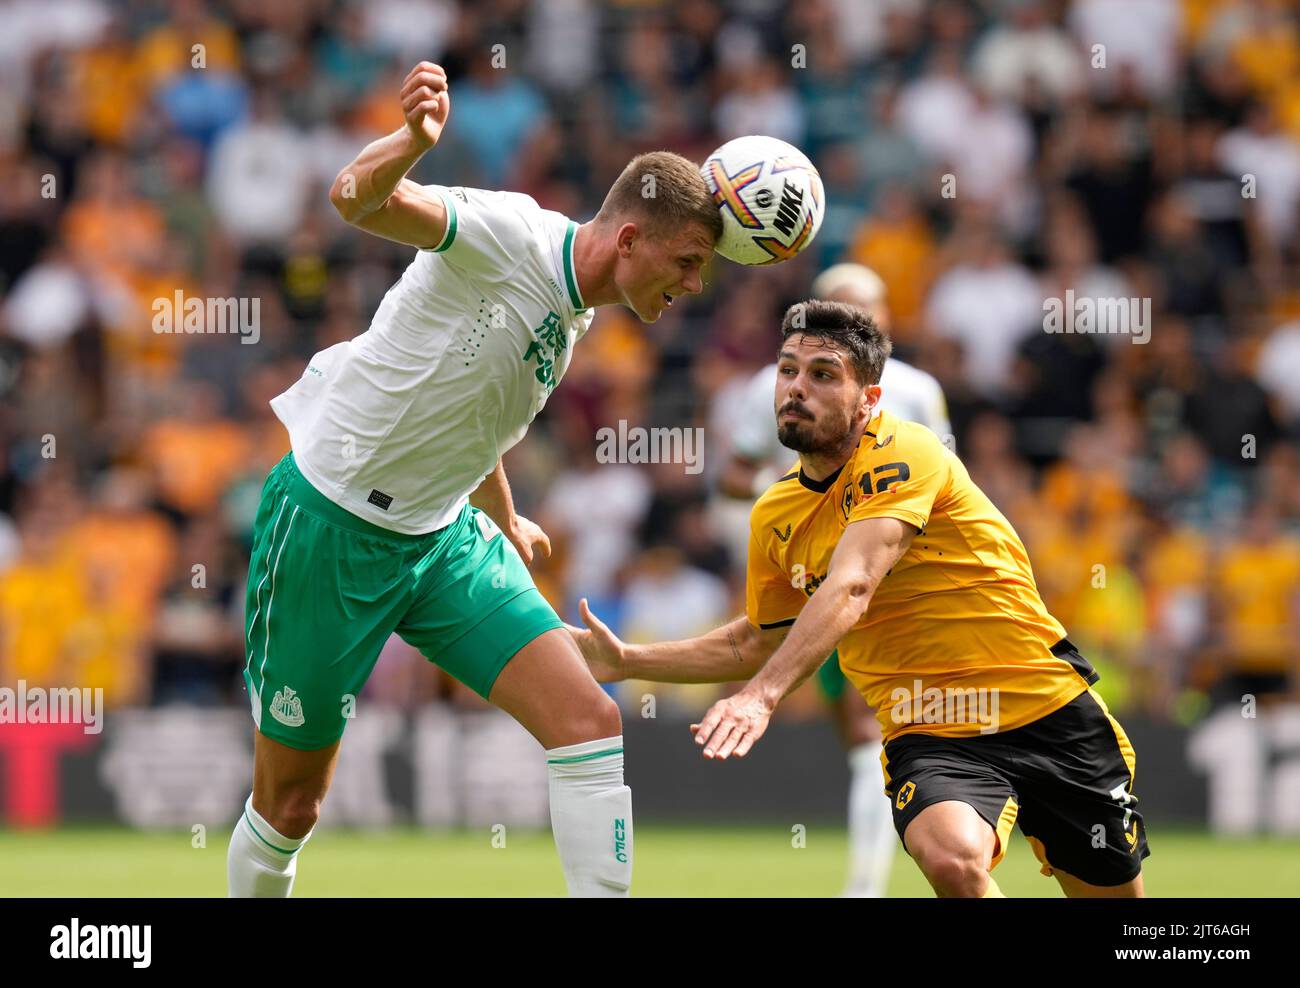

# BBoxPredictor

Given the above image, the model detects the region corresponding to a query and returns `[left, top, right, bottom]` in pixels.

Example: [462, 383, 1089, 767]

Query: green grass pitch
[2, 826, 1296, 897]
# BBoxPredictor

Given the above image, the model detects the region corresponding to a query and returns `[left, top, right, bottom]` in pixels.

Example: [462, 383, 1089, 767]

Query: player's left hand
[692, 689, 774, 760]
[508, 515, 551, 565]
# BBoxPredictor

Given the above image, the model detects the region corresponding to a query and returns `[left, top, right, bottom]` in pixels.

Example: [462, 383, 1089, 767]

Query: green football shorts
[242, 452, 564, 750]
[816, 650, 847, 702]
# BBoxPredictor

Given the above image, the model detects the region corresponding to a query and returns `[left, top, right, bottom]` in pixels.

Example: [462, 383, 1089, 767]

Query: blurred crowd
[0, 0, 1298, 726]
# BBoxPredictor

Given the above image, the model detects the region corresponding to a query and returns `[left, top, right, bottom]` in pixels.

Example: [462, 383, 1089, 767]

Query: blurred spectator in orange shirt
[0, 504, 85, 688]
[60, 152, 166, 290]
[1209, 502, 1300, 702]
[72, 13, 147, 147]
[61, 468, 177, 622]
[65, 563, 151, 706]
[847, 184, 935, 343]
[134, 0, 240, 89]
[140, 382, 249, 522]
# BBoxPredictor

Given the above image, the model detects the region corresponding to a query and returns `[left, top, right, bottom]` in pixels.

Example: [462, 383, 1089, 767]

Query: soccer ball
[701, 135, 825, 266]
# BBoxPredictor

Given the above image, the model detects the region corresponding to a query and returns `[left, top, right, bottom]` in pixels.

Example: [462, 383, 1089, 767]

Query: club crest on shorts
[896, 780, 916, 810]
[270, 686, 306, 728]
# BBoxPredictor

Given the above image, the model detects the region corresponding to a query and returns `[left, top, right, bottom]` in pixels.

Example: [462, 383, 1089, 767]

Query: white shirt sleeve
[879, 360, 952, 439]
[422, 185, 540, 281]
[919, 374, 952, 439]
[731, 364, 783, 463]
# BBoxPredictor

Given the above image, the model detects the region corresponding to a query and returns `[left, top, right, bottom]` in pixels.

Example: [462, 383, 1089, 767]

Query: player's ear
[860, 383, 880, 420]
[616, 221, 638, 257]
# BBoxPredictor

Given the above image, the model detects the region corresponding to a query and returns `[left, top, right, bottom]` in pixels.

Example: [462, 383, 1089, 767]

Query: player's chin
[777, 422, 814, 450]
[636, 297, 665, 322]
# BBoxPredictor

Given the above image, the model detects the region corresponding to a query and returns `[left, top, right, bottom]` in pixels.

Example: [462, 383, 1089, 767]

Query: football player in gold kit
[570, 300, 1148, 897]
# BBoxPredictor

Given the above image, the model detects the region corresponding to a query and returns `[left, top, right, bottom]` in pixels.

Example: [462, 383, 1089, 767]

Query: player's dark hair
[596, 151, 723, 243]
[780, 299, 892, 385]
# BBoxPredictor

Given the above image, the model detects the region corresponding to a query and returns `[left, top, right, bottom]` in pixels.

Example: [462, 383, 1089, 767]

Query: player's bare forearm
[746, 517, 915, 708]
[329, 62, 451, 247]
[746, 575, 873, 706]
[623, 615, 785, 683]
[330, 129, 431, 221]
[469, 459, 518, 533]
[470, 460, 551, 565]
[690, 517, 914, 761]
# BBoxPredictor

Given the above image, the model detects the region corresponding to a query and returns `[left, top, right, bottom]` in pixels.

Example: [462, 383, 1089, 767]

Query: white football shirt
[271, 185, 594, 534]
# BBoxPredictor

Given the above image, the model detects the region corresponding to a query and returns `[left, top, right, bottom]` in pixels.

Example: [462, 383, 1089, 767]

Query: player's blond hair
[811, 263, 887, 305]
[596, 151, 723, 243]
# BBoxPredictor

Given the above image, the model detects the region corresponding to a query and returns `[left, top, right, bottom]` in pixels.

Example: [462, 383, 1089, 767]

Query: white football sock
[227, 795, 313, 898]
[844, 741, 896, 897]
[546, 735, 632, 897]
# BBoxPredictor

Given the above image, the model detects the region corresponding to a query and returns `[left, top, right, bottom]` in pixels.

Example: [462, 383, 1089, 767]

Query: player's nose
[681, 270, 703, 295]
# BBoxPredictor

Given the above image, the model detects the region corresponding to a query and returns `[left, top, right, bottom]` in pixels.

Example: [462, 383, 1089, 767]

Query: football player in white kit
[718, 263, 950, 897]
[227, 62, 720, 897]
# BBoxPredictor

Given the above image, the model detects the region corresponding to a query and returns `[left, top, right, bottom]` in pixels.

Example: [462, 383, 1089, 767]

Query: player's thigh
[397, 505, 617, 746]
[488, 627, 621, 748]
[902, 800, 999, 871]
[1013, 688, 1150, 890]
[396, 504, 559, 699]
[244, 456, 415, 751]
[884, 733, 1019, 870]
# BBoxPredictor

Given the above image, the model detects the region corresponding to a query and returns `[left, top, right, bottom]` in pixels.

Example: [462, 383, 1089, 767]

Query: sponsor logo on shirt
[522, 311, 568, 392]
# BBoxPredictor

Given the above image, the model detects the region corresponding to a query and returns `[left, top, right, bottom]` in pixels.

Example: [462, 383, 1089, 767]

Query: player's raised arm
[567, 602, 788, 685]
[328, 62, 452, 248]
[692, 516, 915, 760]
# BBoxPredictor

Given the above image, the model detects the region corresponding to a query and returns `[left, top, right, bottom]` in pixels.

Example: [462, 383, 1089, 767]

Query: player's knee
[572, 690, 622, 742]
[263, 792, 322, 840]
[915, 843, 988, 898]
[591, 690, 624, 738]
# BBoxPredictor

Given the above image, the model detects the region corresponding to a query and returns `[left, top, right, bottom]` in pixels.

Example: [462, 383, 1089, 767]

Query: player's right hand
[565, 598, 627, 683]
[400, 61, 450, 149]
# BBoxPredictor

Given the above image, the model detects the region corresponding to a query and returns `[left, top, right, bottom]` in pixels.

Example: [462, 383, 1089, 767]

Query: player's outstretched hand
[565, 598, 627, 683]
[400, 61, 450, 149]
[508, 514, 551, 565]
[692, 689, 774, 761]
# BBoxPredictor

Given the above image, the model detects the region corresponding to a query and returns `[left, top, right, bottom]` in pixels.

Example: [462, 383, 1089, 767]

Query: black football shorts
[882, 664, 1149, 888]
